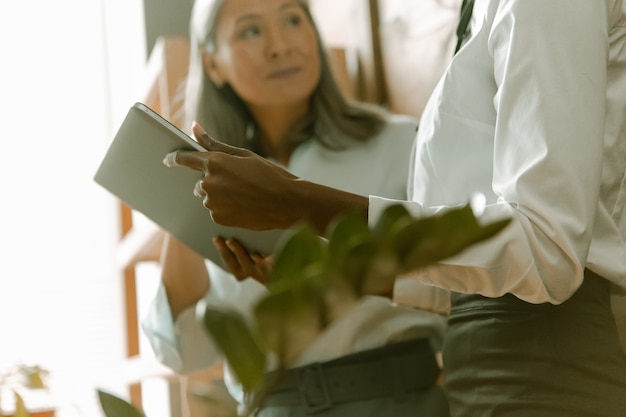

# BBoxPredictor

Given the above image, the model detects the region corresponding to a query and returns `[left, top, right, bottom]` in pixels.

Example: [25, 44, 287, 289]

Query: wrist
[288, 178, 369, 235]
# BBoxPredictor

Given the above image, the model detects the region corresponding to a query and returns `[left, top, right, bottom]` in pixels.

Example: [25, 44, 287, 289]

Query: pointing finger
[162, 150, 208, 172]
[192, 122, 251, 157]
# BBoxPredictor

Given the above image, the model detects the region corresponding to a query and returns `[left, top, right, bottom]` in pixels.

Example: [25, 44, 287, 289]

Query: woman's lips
[268, 67, 301, 79]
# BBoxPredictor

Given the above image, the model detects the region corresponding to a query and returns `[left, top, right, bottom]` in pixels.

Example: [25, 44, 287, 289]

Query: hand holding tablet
[94, 102, 285, 266]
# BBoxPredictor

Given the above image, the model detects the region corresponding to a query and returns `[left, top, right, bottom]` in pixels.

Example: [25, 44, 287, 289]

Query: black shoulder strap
[454, 0, 475, 54]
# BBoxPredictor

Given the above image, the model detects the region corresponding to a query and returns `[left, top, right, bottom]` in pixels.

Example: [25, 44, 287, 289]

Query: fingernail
[192, 121, 207, 136]
[162, 152, 175, 166]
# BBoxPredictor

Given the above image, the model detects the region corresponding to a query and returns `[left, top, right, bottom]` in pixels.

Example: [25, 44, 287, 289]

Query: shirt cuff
[141, 284, 184, 373]
[368, 195, 430, 227]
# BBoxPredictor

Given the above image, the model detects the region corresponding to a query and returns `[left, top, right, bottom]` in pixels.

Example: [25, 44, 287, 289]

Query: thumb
[192, 121, 250, 157]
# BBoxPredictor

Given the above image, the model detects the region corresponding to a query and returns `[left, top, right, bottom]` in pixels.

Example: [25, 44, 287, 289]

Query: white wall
[0, 1, 148, 415]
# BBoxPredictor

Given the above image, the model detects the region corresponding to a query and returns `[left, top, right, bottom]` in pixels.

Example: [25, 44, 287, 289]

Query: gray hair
[179, 0, 387, 158]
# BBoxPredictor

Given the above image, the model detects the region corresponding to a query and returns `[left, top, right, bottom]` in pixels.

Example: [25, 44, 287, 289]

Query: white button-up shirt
[371, 0, 626, 306]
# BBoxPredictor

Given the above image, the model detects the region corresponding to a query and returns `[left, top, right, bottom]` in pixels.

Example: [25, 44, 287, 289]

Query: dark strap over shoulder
[454, 0, 475, 54]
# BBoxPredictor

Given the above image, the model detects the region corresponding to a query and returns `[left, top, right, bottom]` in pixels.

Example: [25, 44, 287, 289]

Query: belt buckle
[297, 363, 333, 413]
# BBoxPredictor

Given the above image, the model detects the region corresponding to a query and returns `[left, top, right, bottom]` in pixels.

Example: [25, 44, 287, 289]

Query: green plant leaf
[332, 238, 379, 294]
[97, 389, 145, 417]
[255, 283, 326, 364]
[19, 365, 47, 389]
[371, 203, 413, 239]
[268, 224, 327, 290]
[325, 210, 378, 292]
[14, 391, 29, 417]
[326, 210, 371, 256]
[358, 248, 400, 296]
[201, 306, 267, 393]
[395, 204, 511, 271]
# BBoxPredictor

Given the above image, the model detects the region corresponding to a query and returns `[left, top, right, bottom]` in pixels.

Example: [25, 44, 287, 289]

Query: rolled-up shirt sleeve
[142, 261, 268, 374]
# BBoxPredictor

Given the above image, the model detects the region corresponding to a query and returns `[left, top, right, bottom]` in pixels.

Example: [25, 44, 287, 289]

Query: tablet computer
[94, 102, 285, 266]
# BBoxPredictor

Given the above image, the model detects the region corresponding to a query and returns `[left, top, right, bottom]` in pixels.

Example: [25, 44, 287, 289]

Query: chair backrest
[310, 0, 462, 119]
[142, 36, 190, 129]
[378, 0, 460, 118]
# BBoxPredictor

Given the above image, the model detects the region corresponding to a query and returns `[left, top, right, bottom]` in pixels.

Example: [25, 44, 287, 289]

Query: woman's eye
[285, 14, 302, 27]
[239, 25, 261, 39]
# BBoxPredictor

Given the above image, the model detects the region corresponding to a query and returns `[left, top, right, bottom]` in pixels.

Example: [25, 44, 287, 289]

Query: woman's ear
[201, 49, 226, 87]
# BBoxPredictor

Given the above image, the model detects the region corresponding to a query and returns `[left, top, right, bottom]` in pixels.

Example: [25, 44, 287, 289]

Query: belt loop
[298, 363, 333, 413]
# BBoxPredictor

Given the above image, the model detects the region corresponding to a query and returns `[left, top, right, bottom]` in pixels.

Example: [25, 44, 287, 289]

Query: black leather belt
[256, 338, 440, 413]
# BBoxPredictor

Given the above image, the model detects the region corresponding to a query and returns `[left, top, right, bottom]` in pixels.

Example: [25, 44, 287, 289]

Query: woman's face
[206, 0, 321, 108]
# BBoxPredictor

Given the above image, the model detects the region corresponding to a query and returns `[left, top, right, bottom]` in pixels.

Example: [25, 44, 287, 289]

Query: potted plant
[0, 365, 55, 417]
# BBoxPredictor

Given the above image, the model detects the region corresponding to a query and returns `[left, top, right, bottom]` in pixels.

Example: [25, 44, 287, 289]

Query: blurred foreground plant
[98, 202, 510, 417]
[96, 390, 144, 417]
[0, 364, 49, 417]
[201, 202, 510, 411]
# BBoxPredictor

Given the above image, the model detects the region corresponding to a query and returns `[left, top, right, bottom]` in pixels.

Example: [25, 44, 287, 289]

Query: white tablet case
[94, 102, 285, 266]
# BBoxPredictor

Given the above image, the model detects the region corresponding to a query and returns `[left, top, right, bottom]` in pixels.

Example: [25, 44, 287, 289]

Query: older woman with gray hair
[142, 0, 450, 416]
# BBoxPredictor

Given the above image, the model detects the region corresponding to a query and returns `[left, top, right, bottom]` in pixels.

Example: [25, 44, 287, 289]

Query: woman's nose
[266, 27, 291, 58]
